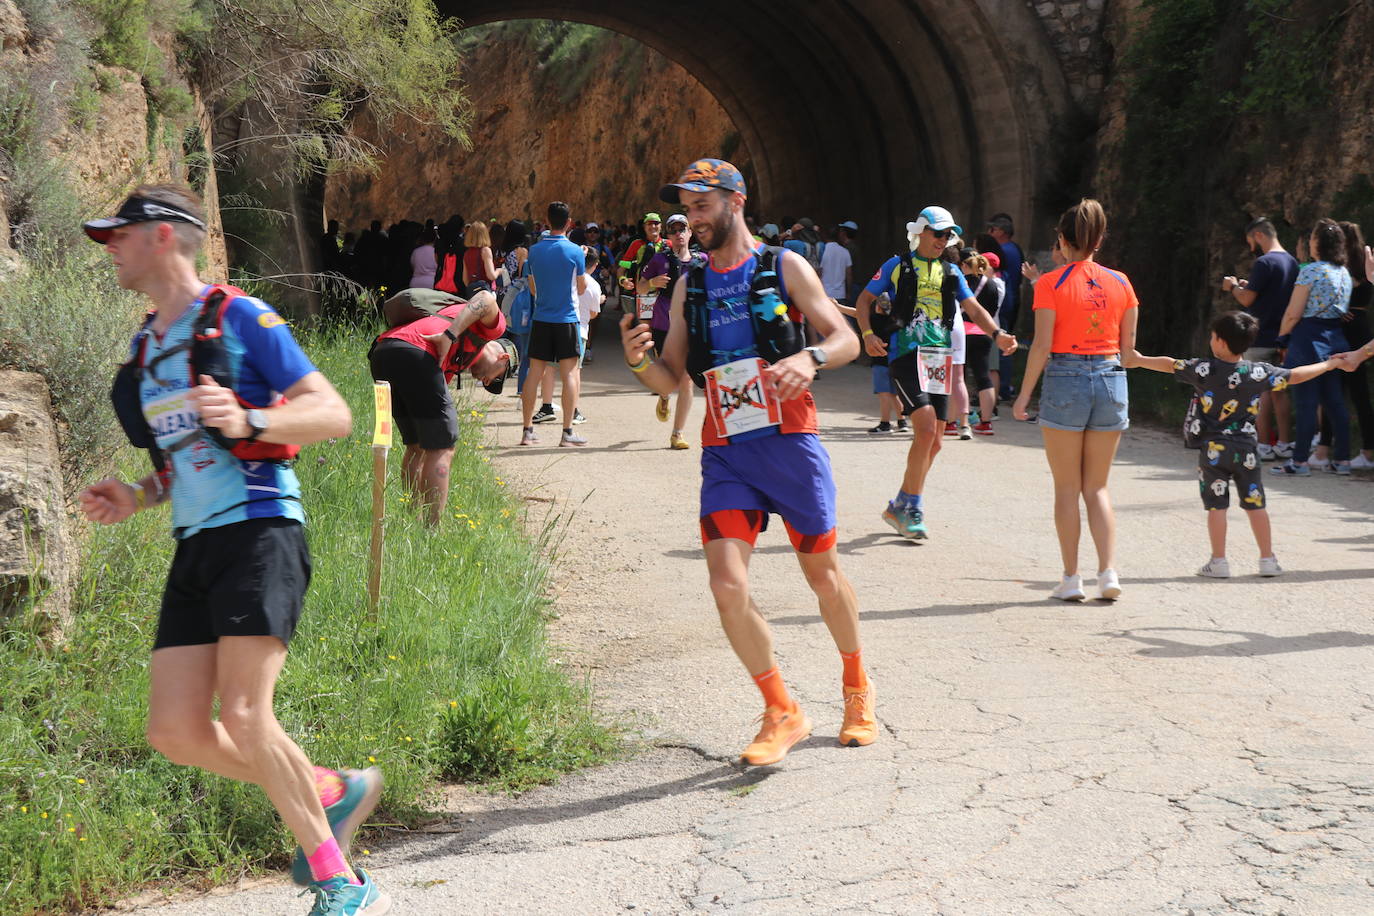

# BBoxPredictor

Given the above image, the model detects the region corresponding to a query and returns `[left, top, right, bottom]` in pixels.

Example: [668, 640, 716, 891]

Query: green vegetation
[0, 327, 613, 915]
[1114, 0, 1353, 352]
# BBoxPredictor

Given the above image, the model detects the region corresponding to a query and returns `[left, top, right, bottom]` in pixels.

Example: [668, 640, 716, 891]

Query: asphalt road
[127, 337, 1374, 916]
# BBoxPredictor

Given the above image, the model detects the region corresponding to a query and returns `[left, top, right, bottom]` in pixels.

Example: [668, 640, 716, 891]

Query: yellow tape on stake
[372, 381, 393, 448]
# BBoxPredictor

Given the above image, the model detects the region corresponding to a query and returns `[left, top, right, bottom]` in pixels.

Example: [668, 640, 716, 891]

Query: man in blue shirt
[986, 213, 1024, 399]
[1222, 217, 1300, 459]
[78, 185, 388, 915]
[522, 201, 589, 447]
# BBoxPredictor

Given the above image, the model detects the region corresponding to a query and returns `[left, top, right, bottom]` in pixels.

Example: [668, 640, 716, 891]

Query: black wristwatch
[244, 408, 269, 441]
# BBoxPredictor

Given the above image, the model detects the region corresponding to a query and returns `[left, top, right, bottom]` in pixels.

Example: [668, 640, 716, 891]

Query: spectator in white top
[577, 247, 603, 381]
[821, 221, 857, 305]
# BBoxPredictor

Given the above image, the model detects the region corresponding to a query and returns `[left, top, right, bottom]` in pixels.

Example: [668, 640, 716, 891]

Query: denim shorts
[1037, 354, 1129, 432]
[871, 364, 891, 395]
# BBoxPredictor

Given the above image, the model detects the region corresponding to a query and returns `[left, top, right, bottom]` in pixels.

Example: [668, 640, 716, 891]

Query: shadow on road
[767, 599, 1054, 626]
[1099, 626, 1374, 658]
[384, 755, 767, 862]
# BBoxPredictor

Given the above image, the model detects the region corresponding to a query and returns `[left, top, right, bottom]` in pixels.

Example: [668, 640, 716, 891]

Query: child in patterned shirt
[1127, 311, 1339, 578]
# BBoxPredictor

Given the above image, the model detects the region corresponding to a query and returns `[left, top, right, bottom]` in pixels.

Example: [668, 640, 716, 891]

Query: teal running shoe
[292, 768, 383, 886]
[881, 503, 927, 540]
[304, 868, 391, 915]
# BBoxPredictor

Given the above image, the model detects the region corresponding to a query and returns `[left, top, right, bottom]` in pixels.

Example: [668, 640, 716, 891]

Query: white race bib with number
[917, 346, 954, 395]
[637, 294, 656, 320]
[704, 357, 782, 439]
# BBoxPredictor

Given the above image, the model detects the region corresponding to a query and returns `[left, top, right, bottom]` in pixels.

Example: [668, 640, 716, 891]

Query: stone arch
[440, 0, 1080, 258]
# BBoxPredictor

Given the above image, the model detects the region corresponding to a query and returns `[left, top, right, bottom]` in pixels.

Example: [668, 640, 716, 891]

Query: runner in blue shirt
[78, 186, 389, 916]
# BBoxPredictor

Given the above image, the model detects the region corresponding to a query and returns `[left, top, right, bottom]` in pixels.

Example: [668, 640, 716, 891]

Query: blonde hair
[464, 220, 491, 248]
[961, 253, 990, 276]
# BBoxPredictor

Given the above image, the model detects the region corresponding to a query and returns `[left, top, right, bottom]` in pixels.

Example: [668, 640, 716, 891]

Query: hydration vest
[888, 252, 962, 335]
[683, 246, 805, 389]
[111, 285, 300, 472]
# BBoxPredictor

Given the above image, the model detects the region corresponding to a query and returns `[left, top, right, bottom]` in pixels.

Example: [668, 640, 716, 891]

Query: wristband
[629, 354, 652, 373]
[862, 329, 875, 338]
[131, 482, 146, 511]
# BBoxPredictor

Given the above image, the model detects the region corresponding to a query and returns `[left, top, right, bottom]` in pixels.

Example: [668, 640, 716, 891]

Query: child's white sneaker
[1097, 568, 1122, 600]
[1308, 456, 1332, 471]
[1272, 440, 1294, 459]
[1257, 443, 1276, 461]
[1349, 453, 1374, 470]
[1258, 556, 1283, 577]
[1197, 557, 1232, 578]
[1051, 574, 1086, 602]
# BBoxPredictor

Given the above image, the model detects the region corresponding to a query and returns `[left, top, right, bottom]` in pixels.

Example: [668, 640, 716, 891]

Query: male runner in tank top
[621, 158, 876, 765]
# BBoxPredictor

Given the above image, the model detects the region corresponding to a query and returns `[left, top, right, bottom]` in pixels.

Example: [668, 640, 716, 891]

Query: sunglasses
[929, 228, 953, 240]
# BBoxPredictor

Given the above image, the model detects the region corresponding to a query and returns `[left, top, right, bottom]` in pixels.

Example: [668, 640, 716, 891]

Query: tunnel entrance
[421, 0, 1081, 262]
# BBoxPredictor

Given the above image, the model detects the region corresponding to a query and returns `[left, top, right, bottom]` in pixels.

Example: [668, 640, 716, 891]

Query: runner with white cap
[853, 206, 1017, 540]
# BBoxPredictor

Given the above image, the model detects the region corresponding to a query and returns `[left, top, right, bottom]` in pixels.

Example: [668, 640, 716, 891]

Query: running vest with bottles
[112, 285, 314, 538]
[888, 252, 961, 356]
[683, 246, 817, 446]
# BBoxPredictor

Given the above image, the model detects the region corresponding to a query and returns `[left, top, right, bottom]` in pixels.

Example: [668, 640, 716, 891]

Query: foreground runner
[622, 158, 875, 765]
[854, 207, 1016, 540]
[78, 185, 389, 915]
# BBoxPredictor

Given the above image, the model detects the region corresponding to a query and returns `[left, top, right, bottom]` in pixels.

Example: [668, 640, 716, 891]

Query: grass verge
[0, 324, 614, 915]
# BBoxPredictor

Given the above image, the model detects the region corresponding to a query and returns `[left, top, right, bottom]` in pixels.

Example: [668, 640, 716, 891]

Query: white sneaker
[1258, 556, 1283, 577]
[1097, 568, 1122, 600]
[1350, 453, 1374, 470]
[1197, 557, 1232, 578]
[1051, 574, 1086, 602]
[1257, 443, 1276, 461]
[1308, 456, 1332, 471]
[1272, 441, 1294, 459]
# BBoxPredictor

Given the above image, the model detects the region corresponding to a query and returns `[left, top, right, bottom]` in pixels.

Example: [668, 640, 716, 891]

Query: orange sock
[840, 649, 867, 689]
[751, 666, 795, 712]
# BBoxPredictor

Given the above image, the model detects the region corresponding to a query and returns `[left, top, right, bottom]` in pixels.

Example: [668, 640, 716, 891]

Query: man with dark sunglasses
[853, 206, 1016, 540]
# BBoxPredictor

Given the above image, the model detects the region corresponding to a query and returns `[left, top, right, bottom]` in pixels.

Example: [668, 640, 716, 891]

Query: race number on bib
[637, 294, 656, 321]
[704, 357, 782, 439]
[917, 346, 954, 395]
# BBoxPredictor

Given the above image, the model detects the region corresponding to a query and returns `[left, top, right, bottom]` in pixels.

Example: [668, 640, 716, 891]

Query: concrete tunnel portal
[441, 0, 1081, 259]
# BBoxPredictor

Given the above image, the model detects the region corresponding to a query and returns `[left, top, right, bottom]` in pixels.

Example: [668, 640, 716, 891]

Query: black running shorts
[154, 517, 312, 650]
[527, 320, 582, 363]
[888, 352, 948, 420]
[369, 338, 458, 449]
[651, 327, 668, 357]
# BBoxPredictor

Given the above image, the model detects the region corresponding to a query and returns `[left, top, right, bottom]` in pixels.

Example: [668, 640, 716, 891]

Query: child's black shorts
[1198, 438, 1265, 511]
[154, 517, 312, 649]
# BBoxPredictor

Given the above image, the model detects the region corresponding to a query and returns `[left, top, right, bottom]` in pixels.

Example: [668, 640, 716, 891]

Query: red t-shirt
[379, 304, 506, 382]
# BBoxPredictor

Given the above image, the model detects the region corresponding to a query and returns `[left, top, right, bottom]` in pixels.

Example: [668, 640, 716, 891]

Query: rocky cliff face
[326, 25, 749, 229]
[1089, 0, 1374, 350]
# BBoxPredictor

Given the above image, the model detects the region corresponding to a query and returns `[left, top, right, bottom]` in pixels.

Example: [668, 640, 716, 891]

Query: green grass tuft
[0, 325, 613, 915]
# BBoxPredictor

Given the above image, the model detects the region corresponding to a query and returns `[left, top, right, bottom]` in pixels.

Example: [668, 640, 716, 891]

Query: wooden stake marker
[367, 381, 392, 620]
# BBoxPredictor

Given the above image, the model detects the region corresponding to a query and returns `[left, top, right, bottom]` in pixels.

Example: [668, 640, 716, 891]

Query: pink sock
[314, 766, 347, 808]
[306, 836, 359, 885]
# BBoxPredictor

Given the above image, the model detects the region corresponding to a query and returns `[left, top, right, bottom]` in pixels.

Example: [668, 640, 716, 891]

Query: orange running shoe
[740, 705, 812, 766]
[839, 681, 878, 747]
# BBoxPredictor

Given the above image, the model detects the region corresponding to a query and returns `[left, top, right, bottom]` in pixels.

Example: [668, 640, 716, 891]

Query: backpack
[434, 251, 460, 294]
[683, 246, 805, 389]
[802, 240, 824, 272]
[111, 285, 300, 472]
[382, 287, 465, 327]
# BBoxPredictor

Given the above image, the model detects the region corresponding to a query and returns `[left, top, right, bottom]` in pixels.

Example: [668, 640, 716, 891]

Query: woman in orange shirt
[1013, 199, 1139, 602]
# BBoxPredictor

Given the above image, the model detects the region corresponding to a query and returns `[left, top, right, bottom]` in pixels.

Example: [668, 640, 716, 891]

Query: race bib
[704, 357, 781, 439]
[637, 294, 656, 320]
[917, 346, 954, 395]
[144, 385, 201, 449]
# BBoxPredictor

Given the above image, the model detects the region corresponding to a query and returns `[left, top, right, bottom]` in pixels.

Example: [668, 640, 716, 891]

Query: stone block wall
[1030, 0, 1110, 108]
